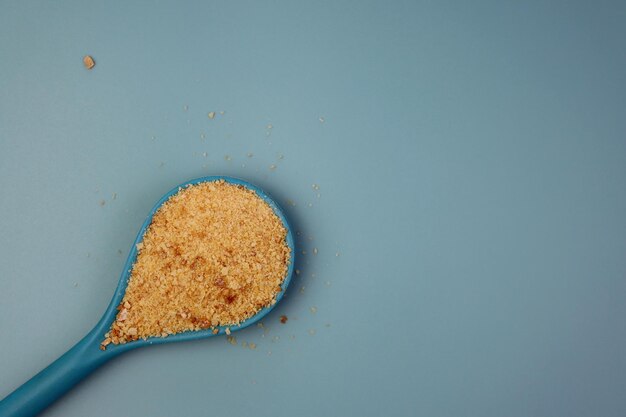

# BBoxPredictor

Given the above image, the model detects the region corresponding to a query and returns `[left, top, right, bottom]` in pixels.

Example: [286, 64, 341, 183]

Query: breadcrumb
[102, 180, 290, 348]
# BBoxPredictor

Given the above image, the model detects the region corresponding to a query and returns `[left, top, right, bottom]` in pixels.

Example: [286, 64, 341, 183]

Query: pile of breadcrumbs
[101, 180, 290, 349]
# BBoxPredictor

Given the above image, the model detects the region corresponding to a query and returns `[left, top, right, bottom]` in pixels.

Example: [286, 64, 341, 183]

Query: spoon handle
[0, 326, 118, 417]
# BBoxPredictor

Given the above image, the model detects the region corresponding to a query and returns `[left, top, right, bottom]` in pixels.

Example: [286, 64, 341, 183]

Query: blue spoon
[0, 176, 295, 417]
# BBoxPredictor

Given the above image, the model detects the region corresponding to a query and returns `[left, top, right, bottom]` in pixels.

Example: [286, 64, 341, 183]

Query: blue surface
[1, 1, 626, 416]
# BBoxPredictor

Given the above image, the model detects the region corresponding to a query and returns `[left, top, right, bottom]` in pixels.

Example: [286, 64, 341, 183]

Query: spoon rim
[97, 175, 295, 351]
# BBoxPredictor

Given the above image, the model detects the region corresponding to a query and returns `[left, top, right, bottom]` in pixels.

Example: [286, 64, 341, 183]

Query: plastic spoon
[0, 176, 295, 417]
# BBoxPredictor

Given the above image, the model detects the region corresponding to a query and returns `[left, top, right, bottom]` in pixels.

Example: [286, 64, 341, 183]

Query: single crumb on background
[83, 55, 95, 70]
[208, 112, 216, 119]
[279, 315, 288, 324]
[101, 180, 291, 349]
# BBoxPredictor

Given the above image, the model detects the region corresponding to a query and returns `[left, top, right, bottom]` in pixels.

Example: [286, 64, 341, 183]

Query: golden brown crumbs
[208, 112, 216, 119]
[102, 180, 290, 348]
[249, 342, 257, 350]
[83, 55, 95, 69]
[279, 315, 288, 324]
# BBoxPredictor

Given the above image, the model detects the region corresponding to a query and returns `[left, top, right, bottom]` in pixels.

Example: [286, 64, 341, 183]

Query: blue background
[1, 1, 625, 416]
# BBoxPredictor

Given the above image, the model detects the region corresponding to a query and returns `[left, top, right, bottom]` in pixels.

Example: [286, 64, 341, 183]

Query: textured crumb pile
[101, 180, 290, 349]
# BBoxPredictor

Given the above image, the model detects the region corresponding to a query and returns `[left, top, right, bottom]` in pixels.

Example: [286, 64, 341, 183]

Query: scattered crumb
[208, 112, 216, 119]
[249, 342, 257, 350]
[309, 306, 317, 314]
[73, 282, 78, 287]
[247, 152, 254, 158]
[200, 133, 206, 139]
[272, 336, 280, 342]
[308, 329, 316, 336]
[319, 117, 325, 123]
[307, 202, 313, 208]
[312, 184, 320, 191]
[241, 341, 248, 348]
[99, 200, 106, 207]
[112, 193, 117, 200]
[151, 135, 156, 141]
[212, 328, 219, 334]
[301, 250, 307, 255]
[279, 315, 288, 324]
[227, 335, 237, 345]
[202, 152, 208, 157]
[224, 155, 232, 161]
[299, 286, 305, 294]
[269, 164, 276, 171]
[183, 105, 189, 112]
[219, 111, 225, 115]
[267, 124, 273, 130]
[225, 327, 231, 336]
[336, 252, 340, 257]
[83, 55, 95, 70]
[295, 269, 300, 275]
[117, 249, 123, 255]
[286, 199, 296, 207]
[313, 248, 318, 255]
[277, 154, 284, 160]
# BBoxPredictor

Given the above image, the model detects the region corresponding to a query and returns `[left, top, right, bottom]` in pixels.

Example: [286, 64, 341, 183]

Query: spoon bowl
[0, 176, 295, 417]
